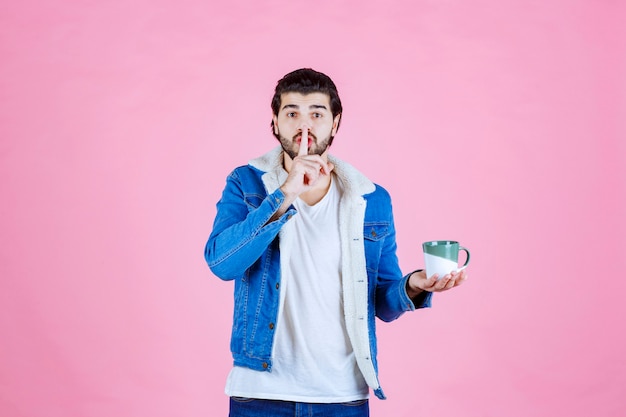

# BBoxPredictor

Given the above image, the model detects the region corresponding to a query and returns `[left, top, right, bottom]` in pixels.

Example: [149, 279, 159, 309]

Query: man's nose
[298, 122, 311, 133]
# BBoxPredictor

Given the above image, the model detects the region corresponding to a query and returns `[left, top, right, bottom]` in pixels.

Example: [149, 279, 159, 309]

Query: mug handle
[458, 246, 470, 270]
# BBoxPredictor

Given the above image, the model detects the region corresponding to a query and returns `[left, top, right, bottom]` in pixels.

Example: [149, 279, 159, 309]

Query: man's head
[271, 68, 343, 158]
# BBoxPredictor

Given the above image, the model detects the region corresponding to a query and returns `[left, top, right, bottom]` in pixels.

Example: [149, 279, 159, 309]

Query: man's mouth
[296, 134, 315, 145]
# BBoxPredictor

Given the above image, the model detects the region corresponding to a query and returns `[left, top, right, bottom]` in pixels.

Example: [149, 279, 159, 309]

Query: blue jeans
[229, 397, 369, 417]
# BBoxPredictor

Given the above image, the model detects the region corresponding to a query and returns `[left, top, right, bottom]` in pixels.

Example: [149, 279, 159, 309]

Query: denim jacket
[205, 147, 432, 400]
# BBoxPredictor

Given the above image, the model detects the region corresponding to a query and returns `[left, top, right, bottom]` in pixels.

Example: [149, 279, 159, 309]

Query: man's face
[272, 92, 341, 160]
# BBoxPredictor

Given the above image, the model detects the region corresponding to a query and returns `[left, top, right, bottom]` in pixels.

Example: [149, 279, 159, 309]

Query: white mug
[423, 240, 470, 279]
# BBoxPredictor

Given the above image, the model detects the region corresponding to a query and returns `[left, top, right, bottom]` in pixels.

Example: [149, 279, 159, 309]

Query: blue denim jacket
[205, 147, 432, 400]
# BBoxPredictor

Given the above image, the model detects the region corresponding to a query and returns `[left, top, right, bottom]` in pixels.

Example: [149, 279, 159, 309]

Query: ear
[331, 114, 341, 136]
[272, 115, 279, 135]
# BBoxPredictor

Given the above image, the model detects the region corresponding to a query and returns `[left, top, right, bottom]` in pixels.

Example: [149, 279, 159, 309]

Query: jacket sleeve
[204, 168, 295, 280]
[373, 190, 432, 322]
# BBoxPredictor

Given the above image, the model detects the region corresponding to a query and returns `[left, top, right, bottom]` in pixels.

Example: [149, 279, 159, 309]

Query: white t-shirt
[225, 177, 369, 402]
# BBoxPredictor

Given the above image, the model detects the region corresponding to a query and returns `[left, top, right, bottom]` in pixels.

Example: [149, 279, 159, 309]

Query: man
[205, 68, 466, 417]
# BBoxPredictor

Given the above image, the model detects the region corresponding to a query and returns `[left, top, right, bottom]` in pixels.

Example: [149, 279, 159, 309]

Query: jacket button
[371, 230, 377, 237]
[269, 323, 275, 330]
[275, 283, 280, 290]
[262, 362, 268, 369]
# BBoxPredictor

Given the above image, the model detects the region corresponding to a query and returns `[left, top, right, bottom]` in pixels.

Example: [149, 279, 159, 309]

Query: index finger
[298, 128, 308, 157]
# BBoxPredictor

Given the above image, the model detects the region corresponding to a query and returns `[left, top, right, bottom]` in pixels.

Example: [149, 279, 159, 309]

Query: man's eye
[287, 112, 297, 117]
[313, 113, 322, 118]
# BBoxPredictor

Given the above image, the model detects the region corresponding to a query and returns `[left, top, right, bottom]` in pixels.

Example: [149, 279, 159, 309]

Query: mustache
[294, 132, 317, 141]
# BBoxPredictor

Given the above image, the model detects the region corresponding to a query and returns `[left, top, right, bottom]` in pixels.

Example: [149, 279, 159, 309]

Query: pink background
[2, 1, 625, 416]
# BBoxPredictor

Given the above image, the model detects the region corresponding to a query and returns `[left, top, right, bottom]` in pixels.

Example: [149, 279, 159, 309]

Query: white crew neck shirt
[225, 177, 368, 402]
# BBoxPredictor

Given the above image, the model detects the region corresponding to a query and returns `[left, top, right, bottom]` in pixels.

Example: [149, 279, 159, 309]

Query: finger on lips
[298, 128, 308, 157]
[295, 127, 334, 180]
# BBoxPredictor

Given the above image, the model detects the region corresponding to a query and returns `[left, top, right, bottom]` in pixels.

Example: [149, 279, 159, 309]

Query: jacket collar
[248, 146, 376, 197]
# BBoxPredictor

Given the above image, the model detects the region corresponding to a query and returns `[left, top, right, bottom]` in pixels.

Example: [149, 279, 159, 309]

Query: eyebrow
[281, 104, 329, 111]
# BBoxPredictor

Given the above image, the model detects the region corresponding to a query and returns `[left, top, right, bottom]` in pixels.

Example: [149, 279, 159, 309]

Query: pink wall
[2, 1, 624, 416]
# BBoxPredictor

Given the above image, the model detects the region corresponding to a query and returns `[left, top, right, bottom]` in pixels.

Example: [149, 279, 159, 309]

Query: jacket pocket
[363, 222, 390, 273]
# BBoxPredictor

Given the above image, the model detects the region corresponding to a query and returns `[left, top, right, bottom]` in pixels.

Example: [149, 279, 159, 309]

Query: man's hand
[406, 269, 467, 299]
[280, 128, 334, 200]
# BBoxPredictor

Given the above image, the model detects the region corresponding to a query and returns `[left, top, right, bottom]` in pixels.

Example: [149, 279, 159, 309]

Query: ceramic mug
[422, 240, 470, 279]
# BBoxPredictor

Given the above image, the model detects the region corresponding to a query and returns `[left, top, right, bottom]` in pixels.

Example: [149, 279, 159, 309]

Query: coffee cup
[422, 240, 470, 279]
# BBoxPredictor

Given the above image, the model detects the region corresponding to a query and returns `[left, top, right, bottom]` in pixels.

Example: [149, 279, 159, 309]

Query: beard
[275, 128, 333, 160]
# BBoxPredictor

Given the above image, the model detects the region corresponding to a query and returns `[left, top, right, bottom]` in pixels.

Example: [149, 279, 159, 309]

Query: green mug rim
[423, 240, 459, 247]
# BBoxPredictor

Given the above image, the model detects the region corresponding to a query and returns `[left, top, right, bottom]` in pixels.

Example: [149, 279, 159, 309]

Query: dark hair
[271, 68, 343, 136]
